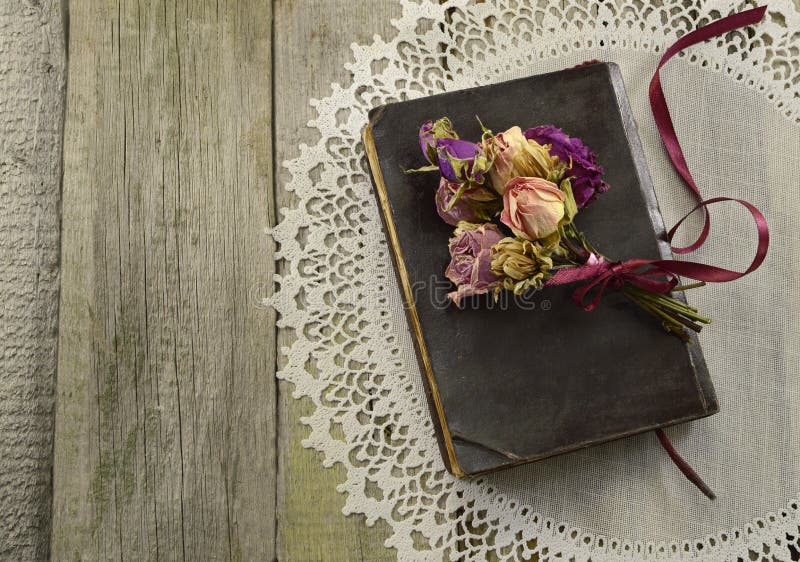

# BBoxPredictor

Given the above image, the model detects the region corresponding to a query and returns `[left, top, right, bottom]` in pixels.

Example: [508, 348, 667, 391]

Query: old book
[362, 62, 718, 477]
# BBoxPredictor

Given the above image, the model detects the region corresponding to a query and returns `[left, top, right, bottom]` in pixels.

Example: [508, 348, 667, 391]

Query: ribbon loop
[650, 5, 769, 264]
[656, 196, 769, 282]
[553, 6, 771, 312]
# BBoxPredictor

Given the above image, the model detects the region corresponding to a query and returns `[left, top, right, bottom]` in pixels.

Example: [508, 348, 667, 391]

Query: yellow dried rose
[484, 126, 558, 194]
[490, 237, 554, 295]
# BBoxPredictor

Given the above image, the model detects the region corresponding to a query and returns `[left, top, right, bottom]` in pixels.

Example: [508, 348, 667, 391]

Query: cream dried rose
[500, 177, 566, 241]
[485, 126, 557, 194]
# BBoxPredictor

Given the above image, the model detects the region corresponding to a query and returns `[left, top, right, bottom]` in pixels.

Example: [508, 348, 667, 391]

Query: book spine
[362, 122, 462, 477]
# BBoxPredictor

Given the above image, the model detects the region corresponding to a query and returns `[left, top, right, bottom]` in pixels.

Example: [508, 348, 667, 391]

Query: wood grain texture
[0, 1, 65, 560]
[50, 1, 276, 560]
[273, 1, 401, 560]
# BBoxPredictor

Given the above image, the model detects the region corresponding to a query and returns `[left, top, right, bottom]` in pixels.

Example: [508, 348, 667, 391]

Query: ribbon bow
[568, 259, 679, 311]
[548, 257, 678, 310]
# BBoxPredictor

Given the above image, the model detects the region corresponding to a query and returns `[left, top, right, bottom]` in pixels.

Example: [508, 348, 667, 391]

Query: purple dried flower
[524, 125, 610, 208]
[436, 138, 489, 184]
[419, 118, 458, 165]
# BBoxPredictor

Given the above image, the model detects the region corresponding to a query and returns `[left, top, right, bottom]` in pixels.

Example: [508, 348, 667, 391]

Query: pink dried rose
[445, 222, 505, 305]
[484, 126, 557, 195]
[435, 178, 498, 226]
[500, 177, 565, 241]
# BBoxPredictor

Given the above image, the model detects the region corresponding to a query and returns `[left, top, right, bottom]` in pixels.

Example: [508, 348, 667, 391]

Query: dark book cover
[362, 62, 718, 477]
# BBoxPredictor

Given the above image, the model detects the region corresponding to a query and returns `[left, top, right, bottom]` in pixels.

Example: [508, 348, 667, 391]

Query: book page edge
[362, 123, 465, 477]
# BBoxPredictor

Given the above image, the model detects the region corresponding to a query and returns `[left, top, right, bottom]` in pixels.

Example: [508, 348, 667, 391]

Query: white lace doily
[269, 1, 800, 560]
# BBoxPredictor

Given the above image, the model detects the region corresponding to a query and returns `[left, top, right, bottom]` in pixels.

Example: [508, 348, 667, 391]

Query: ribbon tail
[655, 429, 716, 500]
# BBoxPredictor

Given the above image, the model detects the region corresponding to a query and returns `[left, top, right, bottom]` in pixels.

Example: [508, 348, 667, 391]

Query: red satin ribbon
[651, 4, 769, 263]
[552, 6, 770, 311]
[626, 6, 769, 500]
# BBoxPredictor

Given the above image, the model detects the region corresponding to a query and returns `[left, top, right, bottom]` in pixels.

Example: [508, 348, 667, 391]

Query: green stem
[445, 181, 470, 211]
[564, 223, 599, 256]
[403, 164, 439, 174]
[622, 291, 693, 341]
[558, 225, 589, 262]
[632, 289, 711, 324]
[673, 281, 706, 291]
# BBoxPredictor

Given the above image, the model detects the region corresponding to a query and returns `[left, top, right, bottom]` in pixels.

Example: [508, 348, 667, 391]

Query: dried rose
[436, 138, 491, 184]
[419, 118, 458, 165]
[491, 237, 554, 294]
[445, 222, 505, 305]
[524, 125, 609, 208]
[500, 177, 566, 241]
[435, 178, 498, 226]
[484, 126, 558, 194]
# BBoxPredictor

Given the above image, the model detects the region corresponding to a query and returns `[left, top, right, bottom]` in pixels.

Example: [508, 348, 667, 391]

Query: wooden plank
[50, 1, 276, 560]
[0, 1, 65, 560]
[272, 2, 402, 560]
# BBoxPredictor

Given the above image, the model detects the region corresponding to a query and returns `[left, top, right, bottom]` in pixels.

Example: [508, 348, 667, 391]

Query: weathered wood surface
[43, 0, 419, 560]
[4, 0, 794, 560]
[273, 2, 402, 560]
[50, 1, 276, 560]
[0, 1, 64, 560]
